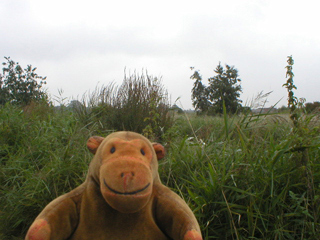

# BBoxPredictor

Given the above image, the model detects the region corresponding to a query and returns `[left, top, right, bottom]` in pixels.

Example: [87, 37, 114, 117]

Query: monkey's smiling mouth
[103, 179, 150, 195]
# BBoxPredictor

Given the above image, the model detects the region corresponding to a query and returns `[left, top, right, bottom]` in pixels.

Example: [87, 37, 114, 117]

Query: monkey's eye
[110, 147, 116, 153]
[140, 149, 145, 156]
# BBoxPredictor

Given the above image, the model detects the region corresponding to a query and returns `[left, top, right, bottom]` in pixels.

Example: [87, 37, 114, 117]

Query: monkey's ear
[87, 136, 104, 154]
[152, 143, 165, 160]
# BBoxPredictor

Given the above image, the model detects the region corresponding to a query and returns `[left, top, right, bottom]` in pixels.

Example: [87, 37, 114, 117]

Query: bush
[0, 57, 48, 106]
[72, 71, 174, 140]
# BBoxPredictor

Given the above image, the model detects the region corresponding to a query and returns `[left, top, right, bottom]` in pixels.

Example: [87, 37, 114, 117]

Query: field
[1, 102, 320, 239]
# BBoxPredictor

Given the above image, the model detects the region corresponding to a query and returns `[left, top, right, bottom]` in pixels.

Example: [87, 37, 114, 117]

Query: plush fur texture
[25, 131, 202, 240]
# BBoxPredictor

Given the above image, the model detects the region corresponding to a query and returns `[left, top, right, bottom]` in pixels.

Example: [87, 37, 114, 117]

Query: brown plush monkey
[25, 131, 202, 240]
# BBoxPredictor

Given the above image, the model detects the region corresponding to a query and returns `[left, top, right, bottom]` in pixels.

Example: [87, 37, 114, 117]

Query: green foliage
[160, 110, 320, 239]
[0, 57, 48, 106]
[190, 63, 242, 115]
[283, 56, 297, 115]
[1, 101, 320, 239]
[305, 101, 320, 113]
[72, 72, 174, 140]
[190, 68, 210, 114]
[1, 57, 320, 239]
[208, 63, 242, 114]
[281, 56, 320, 236]
[0, 103, 92, 239]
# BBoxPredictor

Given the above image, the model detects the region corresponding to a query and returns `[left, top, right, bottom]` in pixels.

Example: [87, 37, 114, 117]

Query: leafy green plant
[281, 55, 320, 235]
[0, 57, 48, 106]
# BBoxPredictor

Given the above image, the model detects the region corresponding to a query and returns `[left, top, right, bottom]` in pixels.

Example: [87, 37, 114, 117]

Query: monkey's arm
[154, 185, 202, 240]
[25, 186, 83, 240]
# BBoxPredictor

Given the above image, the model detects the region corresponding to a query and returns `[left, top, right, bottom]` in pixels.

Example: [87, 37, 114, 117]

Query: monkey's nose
[120, 172, 135, 178]
[120, 172, 135, 191]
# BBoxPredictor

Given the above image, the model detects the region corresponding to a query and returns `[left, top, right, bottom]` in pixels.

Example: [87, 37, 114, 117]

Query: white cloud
[1, 0, 320, 109]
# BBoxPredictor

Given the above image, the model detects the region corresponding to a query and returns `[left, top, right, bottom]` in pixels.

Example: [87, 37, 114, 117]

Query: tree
[190, 67, 210, 114]
[190, 63, 242, 114]
[305, 101, 320, 113]
[0, 57, 47, 105]
[207, 63, 242, 114]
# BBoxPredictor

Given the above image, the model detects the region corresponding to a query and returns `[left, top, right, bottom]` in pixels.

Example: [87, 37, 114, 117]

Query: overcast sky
[1, 0, 319, 109]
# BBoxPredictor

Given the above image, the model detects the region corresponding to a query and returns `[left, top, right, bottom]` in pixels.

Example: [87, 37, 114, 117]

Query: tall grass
[0, 71, 175, 239]
[1, 100, 320, 239]
[160, 110, 320, 239]
[0, 103, 93, 239]
[72, 72, 174, 140]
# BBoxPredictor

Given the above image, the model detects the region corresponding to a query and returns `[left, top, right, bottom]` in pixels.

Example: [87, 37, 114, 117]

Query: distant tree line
[1, 56, 318, 118]
[305, 101, 320, 113]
